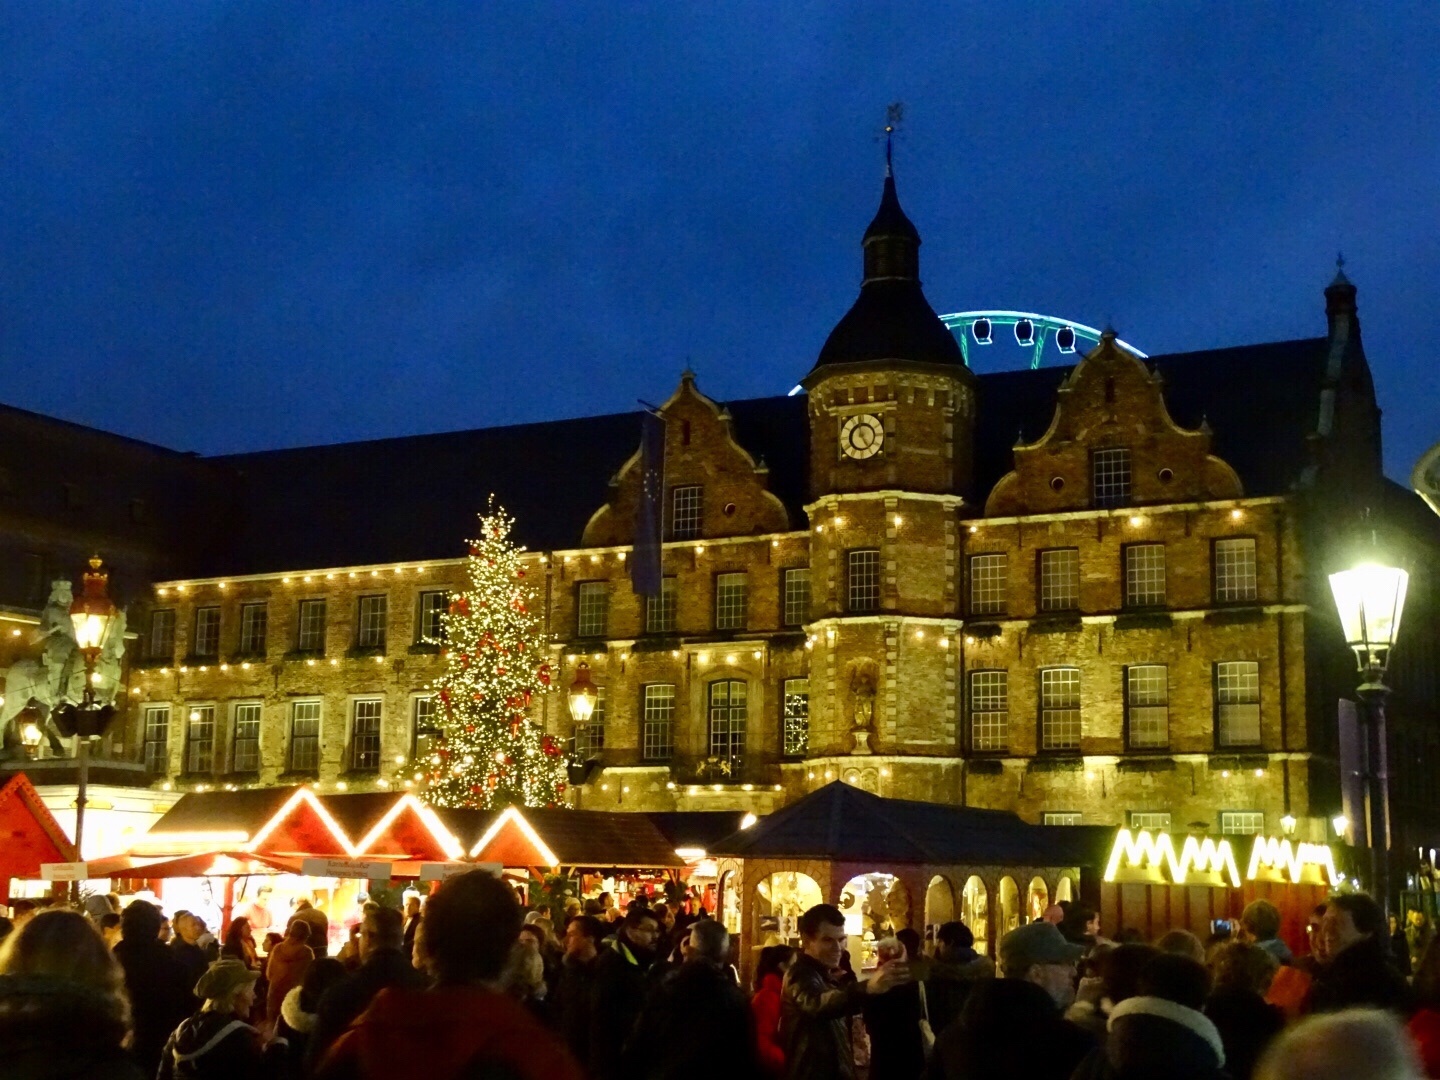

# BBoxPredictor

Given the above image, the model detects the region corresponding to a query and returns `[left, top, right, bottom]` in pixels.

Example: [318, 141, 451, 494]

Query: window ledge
[1115, 756, 1176, 773]
[407, 643, 442, 655]
[282, 650, 326, 662]
[1204, 606, 1265, 626]
[1027, 616, 1082, 635]
[1113, 612, 1172, 631]
[277, 770, 320, 783]
[1027, 756, 1083, 773]
[965, 757, 1006, 775]
[345, 646, 387, 659]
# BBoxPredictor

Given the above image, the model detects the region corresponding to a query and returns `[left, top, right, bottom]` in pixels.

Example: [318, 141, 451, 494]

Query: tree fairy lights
[421, 504, 567, 810]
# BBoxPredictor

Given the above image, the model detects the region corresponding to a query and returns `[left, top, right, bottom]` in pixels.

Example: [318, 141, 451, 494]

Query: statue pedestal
[851, 729, 872, 755]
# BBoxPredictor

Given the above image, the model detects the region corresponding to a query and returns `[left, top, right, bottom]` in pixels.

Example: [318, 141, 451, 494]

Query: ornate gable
[582, 372, 790, 545]
[985, 332, 1242, 516]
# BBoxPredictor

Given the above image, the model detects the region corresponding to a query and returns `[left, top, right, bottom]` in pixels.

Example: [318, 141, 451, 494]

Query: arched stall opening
[924, 874, 955, 948]
[1056, 874, 1074, 905]
[753, 871, 823, 948]
[962, 875, 990, 955]
[838, 872, 910, 974]
[1028, 876, 1050, 923]
[719, 870, 741, 935]
[998, 876, 1020, 937]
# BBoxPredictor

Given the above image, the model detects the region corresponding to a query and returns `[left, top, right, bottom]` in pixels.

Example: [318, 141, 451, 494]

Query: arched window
[962, 876, 989, 955]
[754, 872, 823, 946]
[998, 876, 1020, 936]
[1027, 876, 1050, 922]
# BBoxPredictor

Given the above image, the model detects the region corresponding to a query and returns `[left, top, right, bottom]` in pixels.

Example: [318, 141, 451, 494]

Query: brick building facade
[3, 170, 1438, 864]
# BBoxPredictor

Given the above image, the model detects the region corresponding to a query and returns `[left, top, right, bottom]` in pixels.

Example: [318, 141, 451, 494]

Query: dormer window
[1092, 448, 1131, 508]
[671, 485, 703, 540]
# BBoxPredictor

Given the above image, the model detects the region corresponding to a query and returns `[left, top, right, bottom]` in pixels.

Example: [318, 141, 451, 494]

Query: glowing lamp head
[567, 661, 599, 723]
[1329, 562, 1408, 673]
[18, 702, 43, 749]
[1280, 813, 1297, 835]
[69, 556, 117, 656]
[1332, 814, 1350, 838]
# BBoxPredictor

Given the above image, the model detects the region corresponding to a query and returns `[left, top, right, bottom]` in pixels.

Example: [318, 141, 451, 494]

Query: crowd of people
[1, 880, 1439, 1079]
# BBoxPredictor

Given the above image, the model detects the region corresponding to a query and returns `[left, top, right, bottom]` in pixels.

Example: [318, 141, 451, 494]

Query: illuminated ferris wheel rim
[941, 310, 1148, 367]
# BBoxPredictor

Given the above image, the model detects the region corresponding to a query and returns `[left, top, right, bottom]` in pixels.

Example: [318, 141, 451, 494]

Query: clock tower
[798, 167, 975, 791]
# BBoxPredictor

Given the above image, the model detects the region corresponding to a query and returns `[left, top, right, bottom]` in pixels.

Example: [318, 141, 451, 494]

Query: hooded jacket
[314, 984, 583, 1080]
[0, 974, 144, 1080]
[157, 1010, 272, 1080]
[1071, 995, 1229, 1080]
[588, 936, 657, 1080]
[752, 972, 787, 1076]
[924, 977, 1094, 1080]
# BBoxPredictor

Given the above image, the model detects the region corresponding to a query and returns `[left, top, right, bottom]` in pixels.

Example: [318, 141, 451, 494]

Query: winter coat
[112, 936, 197, 1076]
[1263, 964, 1311, 1021]
[623, 959, 761, 1080]
[264, 939, 314, 1020]
[157, 1010, 275, 1080]
[921, 953, 994, 1037]
[1408, 1007, 1440, 1079]
[752, 972, 787, 1076]
[779, 951, 869, 1080]
[313, 984, 583, 1080]
[587, 937, 658, 1080]
[274, 986, 318, 1079]
[1254, 937, 1293, 965]
[554, 954, 598, 1066]
[1070, 995, 1229, 1080]
[1307, 935, 1412, 1015]
[924, 977, 1094, 1080]
[170, 939, 212, 993]
[306, 947, 428, 1073]
[1205, 988, 1283, 1080]
[0, 973, 144, 1080]
[289, 906, 330, 956]
[863, 980, 926, 1080]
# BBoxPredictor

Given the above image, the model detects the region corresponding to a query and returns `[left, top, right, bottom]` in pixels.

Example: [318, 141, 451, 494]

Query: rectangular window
[142, 705, 170, 774]
[356, 595, 388, 649]
[1216, 660, 1261, 746]
[418, 591, 448, 642]
[184, 705, 216, 775]
[1214, 537, 1258, 603]
[193, 607, 221, 658]
[1043, 812, 1082, 826]
[1220, 810, 1265, 836]
[969, 554, 1008, 616]
[708, 680, 747, 761]
[296, 599, 327, 652]
[1130, 811, 1172, 831]
[1092, 447, 1132, 507]
[289, 700, 322, 773]
[969, 670, 1009, 752]
[642, 684, 676, 761]
[1126, 664, 1169, 749]
[231, 702, 262, 773]
[783, 568, 811, 627]
[782, 678, 809, 758]
[645, 576, 677, 634]
[672, 485, 703, 540]
[576, 581, 609, 637]
[238, 603, 268, 655]
[1040, 667, 1082, 751]
[350, 699, 382, 772]
[714, 573, 748, 631]
[147, 610, 176, 660]
[412, 695, 440, 761]
[847, 549, 881, 613]
[575, 686, 606, 760]
[1124, 544, 1167, 607]
[1038, 549, 1080, 612]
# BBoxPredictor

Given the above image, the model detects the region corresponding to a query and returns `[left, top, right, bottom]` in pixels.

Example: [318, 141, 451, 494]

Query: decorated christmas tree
[420, 503, 568, 809]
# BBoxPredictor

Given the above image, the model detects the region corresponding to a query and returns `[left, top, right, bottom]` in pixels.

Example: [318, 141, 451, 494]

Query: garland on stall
[419, 503, 567, 809]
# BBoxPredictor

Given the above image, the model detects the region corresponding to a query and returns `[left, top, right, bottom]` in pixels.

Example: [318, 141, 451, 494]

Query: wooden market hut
[0, 772, 80, 905]
[709, 782, 1111, 970]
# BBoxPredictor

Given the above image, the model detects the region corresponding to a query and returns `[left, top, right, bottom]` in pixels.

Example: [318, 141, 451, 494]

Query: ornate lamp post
[1329, 561, 1409, 914]
[18, 702, 43, 760]
[567, 662, 599, 728]
[62, 556, 118, 865]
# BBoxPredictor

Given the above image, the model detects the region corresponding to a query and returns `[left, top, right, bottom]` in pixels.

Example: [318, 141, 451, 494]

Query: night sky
[3, 3, 1437, 481]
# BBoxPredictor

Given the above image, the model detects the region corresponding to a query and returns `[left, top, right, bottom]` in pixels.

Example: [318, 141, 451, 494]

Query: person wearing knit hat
[158, 960, 280, 1079]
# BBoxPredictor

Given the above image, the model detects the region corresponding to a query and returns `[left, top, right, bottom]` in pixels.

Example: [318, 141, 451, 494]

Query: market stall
[0, 773, 80, 905]
[709, 781, 1110, 976]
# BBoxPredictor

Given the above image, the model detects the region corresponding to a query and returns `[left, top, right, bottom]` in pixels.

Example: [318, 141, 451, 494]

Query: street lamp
[567, 662, 599, 726]
[1330, 560, 1409, 914]
[18, 702, 43, 760]
[64, 556, 118, 866]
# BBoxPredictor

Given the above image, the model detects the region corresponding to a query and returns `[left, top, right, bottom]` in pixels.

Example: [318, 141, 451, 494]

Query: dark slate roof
[812, 279, 966, 371]
[643, 810, 750, 850]
[505, 807, 686, 868]
[182, 336, 1332, 577]
[147, 787, 299, 837]
[863, 175, 920, 244]
[709, 781, 1112, 867]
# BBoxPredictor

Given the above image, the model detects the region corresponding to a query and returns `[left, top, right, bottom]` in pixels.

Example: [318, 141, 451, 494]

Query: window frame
[1212, 536, 1259, 604]
[417, 591, 448, 643]
[641, 683, 676, 762]
[146, 609, 176, 661]
[1129, 811, 1172, 831]
[968, 669, 1009, 753]
[230, 700, 263, 774]
[1123, 543, 1167, 608]
[355, 595, 389, 650]
[412, 694, 440, 762]
[1219, 810, 1265, 836]
[1215, 660, 1262, 747]
[348, 697, 383, 773]
[782, 677, 809, 758]
[576, 581, 610, 638]
[671, 485, 703, 541]
[1124, 664, 1170, 750]
[192, 607, 221, 658]
[288, 699, 323, 774]
[782, 567, 811, 627]
[707, 679, 748, 762]
[645, 576, 678, 635]
[183, 703, 217, 776]
[296, 598, 328, 653]
[237, 602, 268, 656]
[714, 572, 749, 631]
[1037, 548, 1080, 613]
[142, 704, 170, 774]
[1042, 811, 1082, 826]
[1092, 446, 1132, 508]
[847, 549, 881, 613]
[968, 553, 1008, 616]
[1038, 667, 1082, 752]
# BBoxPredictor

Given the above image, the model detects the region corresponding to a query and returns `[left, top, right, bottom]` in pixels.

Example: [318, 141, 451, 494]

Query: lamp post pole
[74, 653, 96, 873]
[1357, 674, 1393, 916]
[66, 555, 117, 899]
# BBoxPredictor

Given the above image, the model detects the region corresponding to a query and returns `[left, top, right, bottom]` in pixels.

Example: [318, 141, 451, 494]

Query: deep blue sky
[3, 3, 1437, 481]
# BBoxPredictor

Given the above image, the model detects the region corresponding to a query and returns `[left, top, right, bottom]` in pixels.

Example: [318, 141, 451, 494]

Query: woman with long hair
[751, 943, 795, 1077]
[221, 916, 258, 969]
[0, 908, 143, 1079]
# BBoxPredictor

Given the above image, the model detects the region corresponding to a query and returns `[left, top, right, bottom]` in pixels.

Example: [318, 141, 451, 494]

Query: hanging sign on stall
[301, 857, 394, 880]
[418, 862, 499, 882]
[40, 861, 89, 881]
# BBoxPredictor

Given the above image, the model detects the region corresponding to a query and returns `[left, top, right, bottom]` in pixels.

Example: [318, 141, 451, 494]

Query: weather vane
[882, 101, 905, 175]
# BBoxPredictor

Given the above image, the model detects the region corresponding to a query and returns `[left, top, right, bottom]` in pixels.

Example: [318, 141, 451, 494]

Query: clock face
[840, 413, 885, 460]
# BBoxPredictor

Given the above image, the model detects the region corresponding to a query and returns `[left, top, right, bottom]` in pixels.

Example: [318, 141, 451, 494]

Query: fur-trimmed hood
[280, 986, 316, 1033]
[0, 974, 141, 1079]
[1105, 995, 1227, 1077]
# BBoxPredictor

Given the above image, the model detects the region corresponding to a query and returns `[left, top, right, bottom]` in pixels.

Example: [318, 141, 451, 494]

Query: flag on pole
[631, 407, 665, 597]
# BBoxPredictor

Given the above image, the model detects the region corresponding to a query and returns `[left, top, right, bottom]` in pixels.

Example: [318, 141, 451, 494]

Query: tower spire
[884, 102, 903, 177]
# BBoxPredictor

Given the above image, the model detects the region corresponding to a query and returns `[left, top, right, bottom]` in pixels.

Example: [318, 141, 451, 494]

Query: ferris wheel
[939, 310, 1148, 369]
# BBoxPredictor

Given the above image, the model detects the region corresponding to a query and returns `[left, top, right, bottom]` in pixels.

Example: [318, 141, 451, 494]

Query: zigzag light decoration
[1104, 829, 1242, 888]
[1246, 837, 1342, 887]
